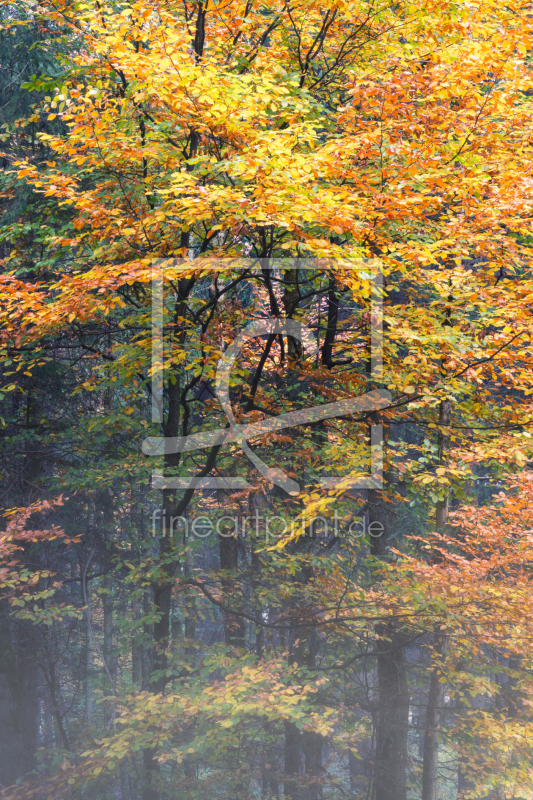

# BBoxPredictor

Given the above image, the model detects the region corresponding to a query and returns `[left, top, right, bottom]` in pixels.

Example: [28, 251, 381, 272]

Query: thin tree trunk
[348, 748, 360, 796]
[17, 619, 39, 773]
[103, 572, 114, 693]
[0, 606, 25, 786]
[282, 266, 303, 360]
[143, 274, 197, 800]
[49, 662, 70, 749]
[43, 698, 54, 749]
[284, 720, 302, 800]
[252, 550, 264, 659]
[142, 588, 152, 688]
[367, 390, 409, 800]
[85, 582, 93, 722]
[283, 539, 323, 800]
[132, 596, 142, 688]
[372, 623, 409, 800]
[302, 625, 322, 798]
[435, 399, 451, 529]
[219, 529, 245, 649]
[302, 731, 322, 800]
[321, 275, 339, 368]
[184, 541, 196, 644]
[143, 746, 160, 800]
[261, 720, 280, 799]
[421, 631, 448, 800]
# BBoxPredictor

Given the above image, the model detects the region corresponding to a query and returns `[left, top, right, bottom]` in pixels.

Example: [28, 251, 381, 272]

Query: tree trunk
[0, 607, 25, 786]
[435, 399, 451, 529]
[367, 420, 409, 800]
[421, 631, 448, 800]
[284, 720, 302, 800]
[143, 274, 197, 800]
[103, 571, 114, 693]
[219, 529, 245, 649]
[44, 650, 70, 750]
[143, 567, 166, 800]
[132, 596, 142, 688]
[142, 588, 152, 688]
[261, 721, 280, 799]
[303, 731, 322, 800]
[17, 619, 39, 773]
[282, 266, 303, 361]
[283, 539, 323, 800]
[184, 541, 196, 644]
[143, 746, 160, 800]
[372, 623, 409, 800]
[85, 582, 93, 722]
[321, 276, 339, 368]
[348, 748, 356, 794]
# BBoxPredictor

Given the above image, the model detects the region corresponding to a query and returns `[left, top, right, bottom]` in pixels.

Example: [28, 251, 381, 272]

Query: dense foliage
[2, 0, 533, 798]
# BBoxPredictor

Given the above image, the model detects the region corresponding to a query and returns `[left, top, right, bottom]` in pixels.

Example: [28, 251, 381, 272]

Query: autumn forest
[1, 0, 533, 798]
